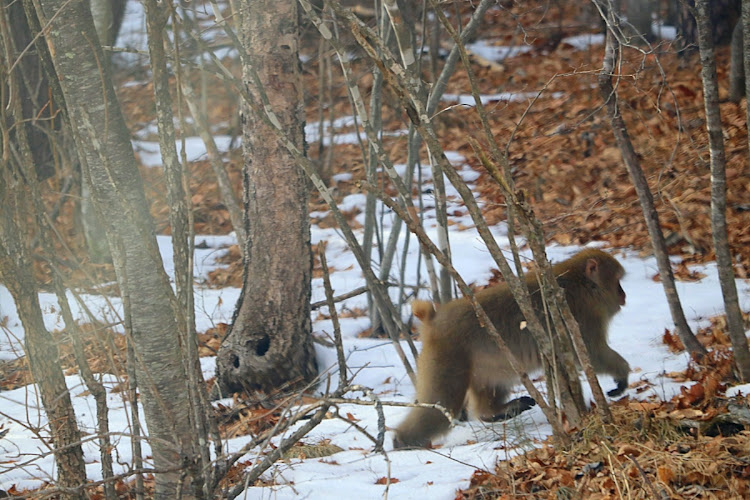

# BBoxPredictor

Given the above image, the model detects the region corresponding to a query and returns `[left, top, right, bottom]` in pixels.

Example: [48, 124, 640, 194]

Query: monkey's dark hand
[514, 396, 537, 412]
[607, 379, 628, 398]
[483, 396, 537, 422]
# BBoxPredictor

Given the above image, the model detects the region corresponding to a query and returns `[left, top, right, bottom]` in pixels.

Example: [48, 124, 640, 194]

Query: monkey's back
[423, 282, 543, 384]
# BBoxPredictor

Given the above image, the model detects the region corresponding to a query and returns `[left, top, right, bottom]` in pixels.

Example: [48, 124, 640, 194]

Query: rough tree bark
[79, 0, 126, 264]
[215, 0, 318, 395]
[31, 0, 203, 496]
[695, 0, 750, 381]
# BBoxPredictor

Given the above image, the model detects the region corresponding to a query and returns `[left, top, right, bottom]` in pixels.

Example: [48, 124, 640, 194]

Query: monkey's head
[577, 249, 626, 316]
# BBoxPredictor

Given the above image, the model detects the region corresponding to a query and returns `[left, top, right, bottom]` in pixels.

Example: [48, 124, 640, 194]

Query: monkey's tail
[412, 300, 436, 323]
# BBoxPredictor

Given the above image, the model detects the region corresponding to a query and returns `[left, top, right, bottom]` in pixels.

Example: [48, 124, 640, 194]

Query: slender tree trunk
[695, 0, 750, 381]
[143, 0, 213, 491]
[31, 0, 202, 496]
[0, 189, 87, 500]
[216, 0, 318, 395]
[55, 284, 116, 500]
[78, 0, 117, 264]
[79, 0, 127, 263]
[596, 1, 707, 355]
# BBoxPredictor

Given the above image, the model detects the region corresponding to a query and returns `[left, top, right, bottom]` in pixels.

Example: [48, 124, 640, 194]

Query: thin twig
[319, 243, 348, 388]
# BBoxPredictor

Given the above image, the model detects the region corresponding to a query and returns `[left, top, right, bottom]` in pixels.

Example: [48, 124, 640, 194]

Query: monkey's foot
[392, 434, 432, 450]
[607, 379, 628, 398]
[482, 396, 537, 422]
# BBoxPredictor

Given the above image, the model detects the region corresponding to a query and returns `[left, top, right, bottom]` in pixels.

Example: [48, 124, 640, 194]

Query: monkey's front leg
[481, 396, 537, 422]
[468, 384, 538, 422]
[590, 344, 630, 398]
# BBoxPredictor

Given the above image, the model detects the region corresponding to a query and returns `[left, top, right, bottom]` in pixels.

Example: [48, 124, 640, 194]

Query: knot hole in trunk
[254, 334, 270, 356]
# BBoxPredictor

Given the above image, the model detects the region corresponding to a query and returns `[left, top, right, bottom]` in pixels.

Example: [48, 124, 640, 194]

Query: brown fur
[394, 249, 629, 448]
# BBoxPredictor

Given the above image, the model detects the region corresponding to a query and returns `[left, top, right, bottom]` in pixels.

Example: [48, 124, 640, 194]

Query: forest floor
[2, 1, 750, 498]
[116, 3, 750, 285]
[127, 4, 750, 496]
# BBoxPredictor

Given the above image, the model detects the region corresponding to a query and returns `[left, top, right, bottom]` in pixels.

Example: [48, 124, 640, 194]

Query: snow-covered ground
[2, 4, 746, 497]
[2, 147, 749, 497]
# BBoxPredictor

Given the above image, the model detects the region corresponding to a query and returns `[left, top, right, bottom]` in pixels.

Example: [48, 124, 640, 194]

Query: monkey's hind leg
[394, 345, 470, 449]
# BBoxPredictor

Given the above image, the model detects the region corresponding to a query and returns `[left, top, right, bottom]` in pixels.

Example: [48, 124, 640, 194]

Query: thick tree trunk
[216, 0, 318, 395]
[676, 0, 740, 53]
[695, 0, 750, 381]
[31, 0, 202, 496]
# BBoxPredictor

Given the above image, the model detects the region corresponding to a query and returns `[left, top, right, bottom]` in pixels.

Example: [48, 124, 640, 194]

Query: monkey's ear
[412, 300, 437, 323]
[584, 258, 599, 280]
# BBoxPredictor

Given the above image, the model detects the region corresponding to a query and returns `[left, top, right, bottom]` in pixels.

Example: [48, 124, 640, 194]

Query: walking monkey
[394, 249, 629, 448]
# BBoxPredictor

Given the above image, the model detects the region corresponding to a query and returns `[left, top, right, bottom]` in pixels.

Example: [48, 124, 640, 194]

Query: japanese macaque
[394, 249, 629, 449]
